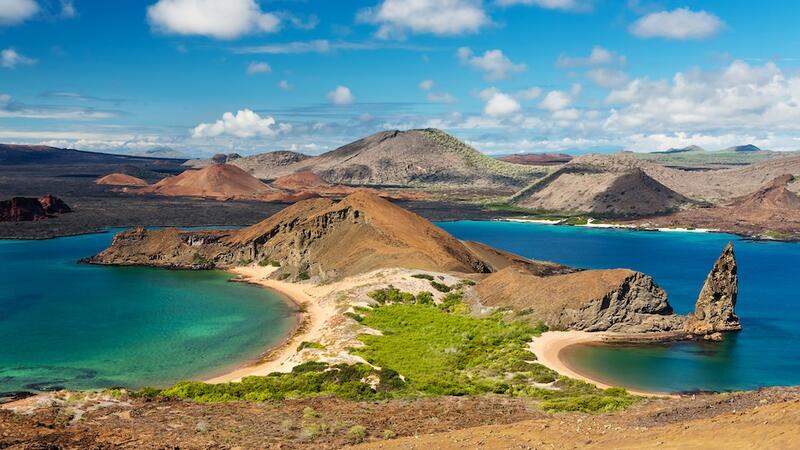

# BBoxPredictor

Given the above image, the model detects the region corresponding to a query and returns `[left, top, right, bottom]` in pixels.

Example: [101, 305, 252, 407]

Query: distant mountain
[236, 129, 543, 188]
[497, 153, 573, 166]
[229, 150, 310, 174]
[724, 144, 761, 153]
[658, 145, 705, 154]
[0, 144, 185, 165]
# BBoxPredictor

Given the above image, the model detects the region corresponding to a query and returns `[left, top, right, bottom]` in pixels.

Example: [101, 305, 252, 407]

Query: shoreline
[529, 331, 678, 398]
[204, 266, 334, 383]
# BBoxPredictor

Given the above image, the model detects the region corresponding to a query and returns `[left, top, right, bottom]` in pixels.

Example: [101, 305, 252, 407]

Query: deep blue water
[0, 231, 293, 393]
[438, 221, 800, 393]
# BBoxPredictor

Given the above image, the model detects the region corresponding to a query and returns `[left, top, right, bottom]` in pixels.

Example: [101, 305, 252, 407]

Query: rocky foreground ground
[2, 387, 798, 449]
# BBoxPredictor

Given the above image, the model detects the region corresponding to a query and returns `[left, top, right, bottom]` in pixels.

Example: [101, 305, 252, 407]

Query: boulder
[686, 243, 741, 336]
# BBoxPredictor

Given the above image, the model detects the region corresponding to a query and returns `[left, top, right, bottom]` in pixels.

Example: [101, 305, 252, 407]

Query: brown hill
[235, 129, 543, 188]
[0, 143, 185, 165]
[89, 190, 490, 279]
[229, 150, 310, 175]
[135, 164, 273, 199]
[96, 173, 149, 186]
[635, 175, 800, 238]
[498, 153, 573, 166]
[510, 159, 692, 217]
[271, 171, 330, 191]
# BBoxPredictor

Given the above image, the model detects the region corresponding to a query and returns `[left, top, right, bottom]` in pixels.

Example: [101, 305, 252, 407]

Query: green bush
[430, 281, 451, 292]
[344, 311, 364, 323]
[368, 286, 415, 304]
[411, 273, 434, 280]
[297, 341, 326, 351]
[298, 271, 310, 281]
[415, 291, 434, 305]
[348, 425, 367, 443]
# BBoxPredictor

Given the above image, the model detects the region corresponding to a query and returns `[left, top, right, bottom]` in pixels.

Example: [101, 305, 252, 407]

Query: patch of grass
[765, 230, 794, 240]
[298, 271, 310, 281]
[344, 311, 364, 323]
[429, 281, 451, 293]
[258, 259, 281, 267]
[297, 341, 326, 351]
[540, 387, 638, 413]
[411, 273, 434, 280]
[348, 424, 367, 443]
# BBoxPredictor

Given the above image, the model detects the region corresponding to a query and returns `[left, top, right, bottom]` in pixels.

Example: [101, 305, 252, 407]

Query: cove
[0, 230, 293, 394]
[438, 220, 800, 393]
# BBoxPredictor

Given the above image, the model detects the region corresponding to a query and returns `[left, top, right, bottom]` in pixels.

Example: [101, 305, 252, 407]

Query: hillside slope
[510, 158, 692, 217]
[235, 129, 543, 188]
[135, 164, 274, 199]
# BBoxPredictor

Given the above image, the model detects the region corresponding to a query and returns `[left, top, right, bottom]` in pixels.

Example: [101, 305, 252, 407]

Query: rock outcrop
[0, 195, 71, 221]
[685, 243, 741, 335]
[475, 266, 686, 333]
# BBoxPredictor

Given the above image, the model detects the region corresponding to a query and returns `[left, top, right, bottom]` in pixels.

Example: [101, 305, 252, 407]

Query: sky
[2, 0, 800, 158]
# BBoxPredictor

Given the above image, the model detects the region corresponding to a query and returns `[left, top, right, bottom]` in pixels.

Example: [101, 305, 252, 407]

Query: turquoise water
[0, 231, 293, 393]
[438, 221, 800, 393]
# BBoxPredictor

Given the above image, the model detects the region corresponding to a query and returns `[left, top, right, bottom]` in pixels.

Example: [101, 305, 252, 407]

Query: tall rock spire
[686, 243, 741, 336]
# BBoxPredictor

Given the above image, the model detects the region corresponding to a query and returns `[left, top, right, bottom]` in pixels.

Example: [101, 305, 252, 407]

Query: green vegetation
[429, 280, 451, 292]
[348, 424, 367, 443]
[298, 271, 310, 281]
[258, 259, 281, 267]
[238, 258, 254, 266]
[297, 341, 326, 351]
[153, 286, 637, 413]
[765, 230, 794, 240]
[191, 252, 211, 266]
[559, 216, 590, 226]
[411, 273, 434, 280]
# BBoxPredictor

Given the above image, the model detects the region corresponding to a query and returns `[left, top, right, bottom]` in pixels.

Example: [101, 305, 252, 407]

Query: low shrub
[298, 271, 310, 281]
[411, 273, 434, 280]
[430, 281, 451, 292]
[297, 341, 326, 351]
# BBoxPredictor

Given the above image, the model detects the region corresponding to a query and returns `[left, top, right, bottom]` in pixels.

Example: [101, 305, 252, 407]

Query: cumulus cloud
[630, 8, 724, 40]
[192, 109, 288, 139]
[587, 68, 628, 88]
[539, 90, 572, 111]
[246, 61, 271, 75]
[147, 0, 280, 39]
[457, 47, 526, 80]
[358, 0, 489, 39]
[480, 88, 521, 117]
[496, 0, 593, 12]
[604, 60, 800, 135]
[1, 48, 36, 68]
[327, 85, 355, 105]
[0, 0, 38, 25]
[516, 86, 542, 101]
[556, 46, 625, 68]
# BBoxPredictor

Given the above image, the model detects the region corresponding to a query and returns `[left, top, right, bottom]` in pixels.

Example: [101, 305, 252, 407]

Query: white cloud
[278, 80, 293, 91]
[192, 109, 288, 139]
[327, 85, 355, 105]
[587, 68, 628, 88]
[246, 61, 271, 75]
[358, 0, 489, 39]
[147, 0, 280, 39]
[539, 90, 571, 111]
[427, 92, 456, 103]
[0, 93, 115, 119]
[233, 39, 433, 55]
[1, 47, 36, 68]
[630, 8, 724, 40]
[556, 46, 625, 68]
[59, 0, 76, 18]
[481, 88, 521, 117]
[516, 86, 542, 101]
[419, 79, 434, 91]
[604, 60, 800, 135]
[457, 47, 526, 80]
[496, 0, 593, 12]
[0, 0, 38, 25]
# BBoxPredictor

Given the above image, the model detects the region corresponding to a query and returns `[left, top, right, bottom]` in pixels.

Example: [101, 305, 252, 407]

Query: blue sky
[2, 0, 800, 157]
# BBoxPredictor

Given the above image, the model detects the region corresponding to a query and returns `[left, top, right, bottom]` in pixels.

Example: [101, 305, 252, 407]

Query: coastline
[204, 266, 335, 383]
[529, 331, 678, 398]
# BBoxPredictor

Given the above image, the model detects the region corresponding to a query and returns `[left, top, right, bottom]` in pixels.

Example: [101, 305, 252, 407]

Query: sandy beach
[205, 266, 337, 383]
[530, 331, 677, 398]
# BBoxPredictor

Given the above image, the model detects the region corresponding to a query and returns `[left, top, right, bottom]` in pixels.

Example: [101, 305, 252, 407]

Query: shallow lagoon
[0, 231, 292, 393]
